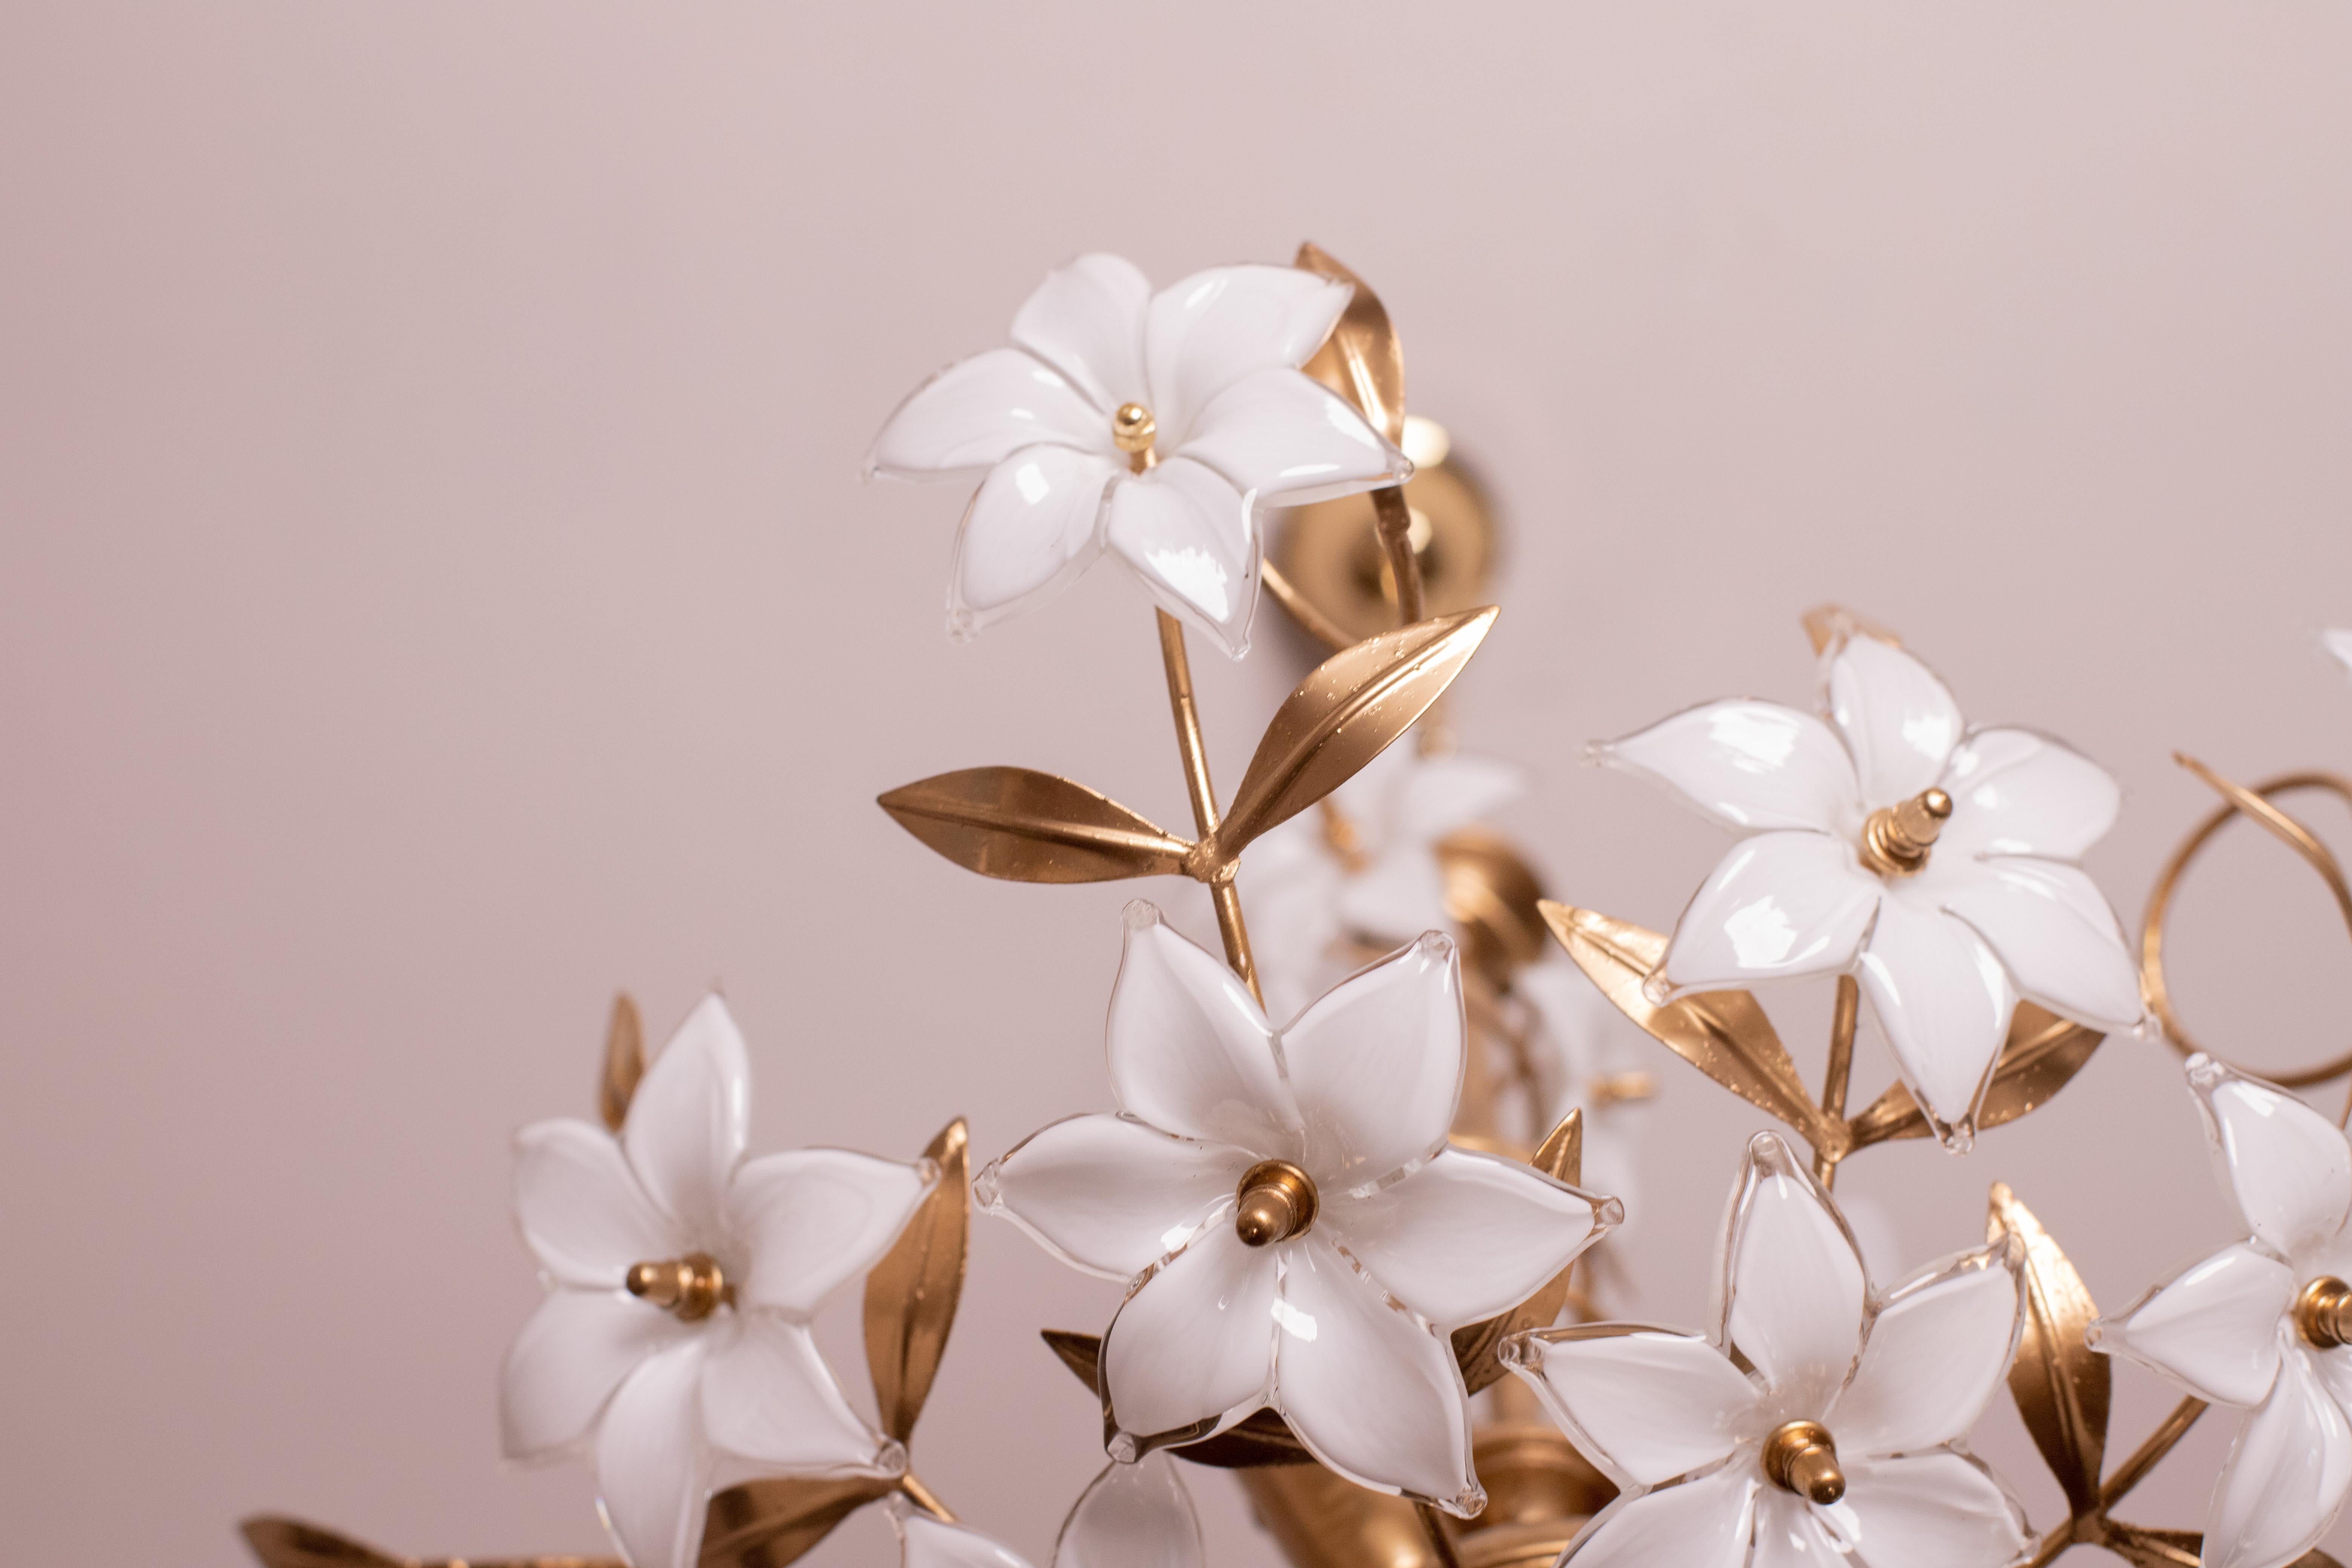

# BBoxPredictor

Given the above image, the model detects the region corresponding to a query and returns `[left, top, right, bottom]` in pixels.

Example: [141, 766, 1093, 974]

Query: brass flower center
[1761, 1418, 1845, 1504]
[625, 1252, 732, 1321]
[2297, 1276, 2352, 1349]
[1113, 402, 1157, 471]
[1234, 1159, 1318, 1248]
[1857, 787, 1953, 878]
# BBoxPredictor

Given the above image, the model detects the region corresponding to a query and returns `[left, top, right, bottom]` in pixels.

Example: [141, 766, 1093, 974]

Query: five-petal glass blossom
[1597, 627, 2146, 1146]
[2091, 1056, 2352, 1568]
[1504, 1132, 2030, 1566]
[501, 995, 933, 1568]
[868, 254, 1410, 657]
[975, 902, 1619, 1514]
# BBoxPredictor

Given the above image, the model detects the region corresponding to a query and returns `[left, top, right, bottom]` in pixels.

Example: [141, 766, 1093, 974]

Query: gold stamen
[1113, 403, 1157, 472]
[2297, 1276, 2352, 1349]
[624, 1252, 731, 1321]
[1234, 1160, 1318, 1248]
[1858, 787, 1953, 877]
[1761, 1419, 1845, 1505]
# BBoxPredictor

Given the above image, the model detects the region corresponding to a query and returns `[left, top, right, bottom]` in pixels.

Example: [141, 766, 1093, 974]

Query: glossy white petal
[894, 1503, 1038, 1568]
[1334, 1145, 1615, 1327]
[623, 994, 750, 1243]
[1749, 1489, 1846, 1568]
[1102, 1223, 1278, 1446]
[1105, 905, 1294, 1154]
[699, 1314, 897, 1475]
[947, 446, 1115, 632]
[727, 1148, 930, 1315]
[1503, 1326, 1759, 1489]
[1334, 848, 1450, 945]
[2191, 1056, 2352, 1265]
[1178, 368, 1405, 506]
[594, 1338, 710, 1568]
[1830, 1452, 2031, 1568]
[501, 1289, 685, 1460]
[1936, 727, 2121, 861]
[1941, 858, 2142, 1030]
[1394, 752, 1527, 841]
[1659, 833, 1880, 992]
[1010, 253, 1150, 413]
[1274, 1238, 1480, 1514]
[514, 1119, 675, 1288]
[1560, 1460, 1758, 1568]
[1831, 1244, 2021, 1455]
[2205, 1332, 2352, 1568]
[1825, 635, 1965, 808]
[1857, 896, 2015, 1144]
[868, 349, 1105, 479]
[1598, 700, 1859, 834]
[2092, 1242, 2295, 1407]
[1281, 933, 1463, 1191]
[1720, 1133, 1867, 1411]
[1052, 1456, 1202, 1568]
[1143, 265, 1351, 444]
[978, 1113, 1254, 1280]
[2324, 629, 2352, 677]
[1103, 456, 1258, 658]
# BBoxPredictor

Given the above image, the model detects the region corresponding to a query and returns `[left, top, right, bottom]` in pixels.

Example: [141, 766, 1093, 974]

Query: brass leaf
[599, 992, 644, 1133]
[1295, 243, 1405, 446]
[1847, 1004, 2102, 1150]
[700, 1475, 898, 1568]
[2103, 1526, 2203, 1568]
[877, 768, 1193, 884]
[240, 1520, 412, 1568]
[1453, 1110, 1584, 1394]
[1215, 608, 1499, 859]
[862, 1118, 969, 1443]
[1799, 603, 1901, 656]
[1037, 1329, 1312, 1467]
[1988, 1183, 2109, 1518]
[1537, 903, 1840, 1153]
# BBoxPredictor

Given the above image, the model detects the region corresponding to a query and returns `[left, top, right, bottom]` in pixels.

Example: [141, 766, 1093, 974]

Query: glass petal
[514, 1118, 676, 1288]
[2190, 1055, 2352, 1266]
[1658, 832, 1880, 993]
[1750, 1488, 1846, 1568]
[1281, 932, 1464, 1191]
[1142, 265, 1352, 445]
[1557, 1459, 1759, 1568]
[2092, 1242, 2294, 1407]
[1332, 847, 1449, 947]
[1829, 1451, 2030, 1568]
[623, 994, 750, 1244]
[2324, 628, 2352, 676]
[699, 1313, 899, 1475]
[1332, 1145, 1616, 1328]
[727, 1148, 931, 1316]
[1597, 700, 1859, 834]
[501, 1288, 684, 1461]
[1052, 1456, 1202, 1568]
[1102, 456, 1258, 658]
[1273, 1238, 1480, 1515]
[594, 1338, 712, 1568]
[1720, 1132, 1868, 1413]
[1936, 727, 2121, 861]
[1830, 1243, 2022, 1455]
[1102, 1222, 1278, 1447]
[1010, 253, 1151, 414]
[1178, 368, 1405, 507]
[892, 1502, 1037, 1568]
[2204, 1332, 2352, 1568]
[1502, 1325, 1758, 1489]
[868, 348, 1106, 479]
[1393, 752, 1526, 841]
[1857, 896, 2015, 1147]
[946, 447, 1115, 635]
[1940, 857, 2142, 1030]
[1824, 635, 1965, 808]
[1105, 904, 1294, 1155]
[977, 1112, 1254, 1281]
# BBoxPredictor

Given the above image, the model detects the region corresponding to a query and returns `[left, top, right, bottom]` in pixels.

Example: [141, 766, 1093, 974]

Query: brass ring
[2141, 766, 2352, 1088]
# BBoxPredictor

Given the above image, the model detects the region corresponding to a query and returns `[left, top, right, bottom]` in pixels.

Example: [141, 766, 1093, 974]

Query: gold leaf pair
[878, 608, 1497, 888]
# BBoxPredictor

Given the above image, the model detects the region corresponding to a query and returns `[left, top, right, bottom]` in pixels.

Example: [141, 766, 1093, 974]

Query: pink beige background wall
[6, 5, 2352, 1563]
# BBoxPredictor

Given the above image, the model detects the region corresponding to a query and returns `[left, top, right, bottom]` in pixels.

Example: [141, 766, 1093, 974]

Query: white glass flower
[2090, 1055, 2352, 1568]
[1504, 1131, 2030, 1566]
[1597, 626, 2145, 1147]
[975, 902, 1620, 1514]
[889, 1454, 1201, 1568]
[867, 253, 1410, 657]
[1248, 739, 1524, 1023]
[501, 995, 933, 1568]
[2326, 628, 2352, 677]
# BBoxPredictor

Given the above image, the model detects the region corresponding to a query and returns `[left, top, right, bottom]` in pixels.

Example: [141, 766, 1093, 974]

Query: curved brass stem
[896, 1471, 956, 1523]
[1154, 610, 1263, 1005]
[1813, 975, 1859, 1189]
[1261, 560, 1354, 651]
[1373, 487, 1424, 625]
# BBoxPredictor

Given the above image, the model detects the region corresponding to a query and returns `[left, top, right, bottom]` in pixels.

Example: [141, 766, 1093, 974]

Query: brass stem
[1412, 1501, 1464, 1568]
[1260, 559, 1353, 651]
[2098, 1394, 2207, 1509]
[1373, 486, 1424, 625]
[1154, 609, 1262, 1005]
[897, 1471, 955, 1523]
[1814, 974, 1859, 1189]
